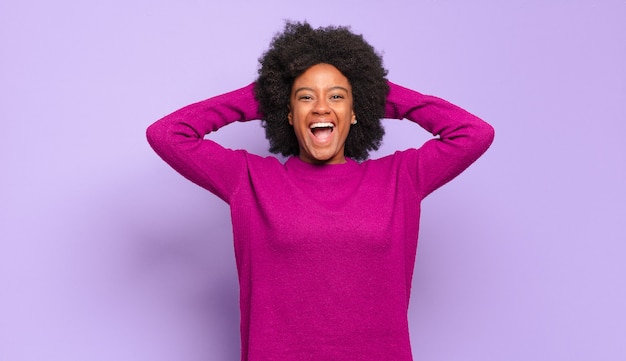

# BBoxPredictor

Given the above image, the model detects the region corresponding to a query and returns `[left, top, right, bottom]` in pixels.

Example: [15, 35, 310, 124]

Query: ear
[288, 106, 293, 125]
[351, 110, 356, 124]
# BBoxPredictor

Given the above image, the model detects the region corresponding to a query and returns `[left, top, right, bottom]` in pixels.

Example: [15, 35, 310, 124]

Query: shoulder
[237, 151, 291, 182]
[362, 149, 421, 170]
[238, 150, 285, 170]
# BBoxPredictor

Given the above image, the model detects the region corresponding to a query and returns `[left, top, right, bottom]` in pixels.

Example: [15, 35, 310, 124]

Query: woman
[147, 21, 494, 361]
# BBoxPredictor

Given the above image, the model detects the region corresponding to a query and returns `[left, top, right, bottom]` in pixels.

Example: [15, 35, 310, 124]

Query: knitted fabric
[147, 81, 494, 360]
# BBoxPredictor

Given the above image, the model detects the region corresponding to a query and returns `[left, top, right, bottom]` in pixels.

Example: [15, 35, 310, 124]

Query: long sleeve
[385, 81, 495, 199]
[146, 82, 262, 202]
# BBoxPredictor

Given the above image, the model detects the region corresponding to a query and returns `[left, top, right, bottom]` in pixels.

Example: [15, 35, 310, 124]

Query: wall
[1, 1, 624, 360]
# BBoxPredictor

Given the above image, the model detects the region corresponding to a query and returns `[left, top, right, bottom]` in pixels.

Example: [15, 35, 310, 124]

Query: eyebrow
[293, 86, 350, 95]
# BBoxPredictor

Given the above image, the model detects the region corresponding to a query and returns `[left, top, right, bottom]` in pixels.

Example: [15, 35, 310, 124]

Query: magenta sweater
[147, 81, 494, 360]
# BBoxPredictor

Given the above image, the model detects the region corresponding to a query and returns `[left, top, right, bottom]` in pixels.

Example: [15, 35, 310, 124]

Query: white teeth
[310, 122, 334, 129]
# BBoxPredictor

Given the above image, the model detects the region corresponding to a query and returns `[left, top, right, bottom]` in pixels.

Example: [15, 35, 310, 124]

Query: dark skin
[287, 63, 357, 164]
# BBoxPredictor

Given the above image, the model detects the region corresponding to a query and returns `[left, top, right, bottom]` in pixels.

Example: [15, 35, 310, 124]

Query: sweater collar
[285, 156, 360, 178]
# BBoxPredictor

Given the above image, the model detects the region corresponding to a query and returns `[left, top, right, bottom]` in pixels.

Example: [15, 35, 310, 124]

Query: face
[288, 63, 356, 164]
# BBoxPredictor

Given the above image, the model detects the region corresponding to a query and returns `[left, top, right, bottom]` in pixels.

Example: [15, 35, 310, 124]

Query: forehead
[293, 63, 351, 88]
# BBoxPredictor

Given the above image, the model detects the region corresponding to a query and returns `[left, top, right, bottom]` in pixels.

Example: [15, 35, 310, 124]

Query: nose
[313, 98, 331, 115]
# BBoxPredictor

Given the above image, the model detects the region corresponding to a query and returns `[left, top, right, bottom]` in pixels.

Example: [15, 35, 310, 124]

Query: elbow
[484, 121, 495, 145]
[146, 121, 167, 153]
[477, 120, 495, 152]
[146, 122, 158, 147]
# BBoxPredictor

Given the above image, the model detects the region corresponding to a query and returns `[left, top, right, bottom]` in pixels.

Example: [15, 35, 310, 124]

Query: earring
[351, 119, 357, 125]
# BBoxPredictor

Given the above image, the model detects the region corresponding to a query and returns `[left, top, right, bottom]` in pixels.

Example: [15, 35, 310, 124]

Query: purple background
[1, 1, 625, 360]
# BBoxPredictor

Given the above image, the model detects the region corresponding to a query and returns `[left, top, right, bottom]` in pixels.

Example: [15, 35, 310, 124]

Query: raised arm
[385, 81, 495, 198]
[146, 83, 262, 202]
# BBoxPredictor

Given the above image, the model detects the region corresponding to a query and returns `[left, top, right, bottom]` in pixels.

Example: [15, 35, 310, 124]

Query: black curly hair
[255, 21, 389, 161]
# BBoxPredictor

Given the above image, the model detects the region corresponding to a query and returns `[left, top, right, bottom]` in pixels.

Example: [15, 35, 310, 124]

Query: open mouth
[310, 122, 334, 141]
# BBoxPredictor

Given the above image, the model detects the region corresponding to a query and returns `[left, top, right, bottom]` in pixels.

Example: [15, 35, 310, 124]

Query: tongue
[312, 127, 332, 141]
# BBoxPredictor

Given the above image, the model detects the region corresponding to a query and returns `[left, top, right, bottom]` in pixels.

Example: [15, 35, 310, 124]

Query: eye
[298, 95, 313, 101]
[330, 94, 344, 100]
